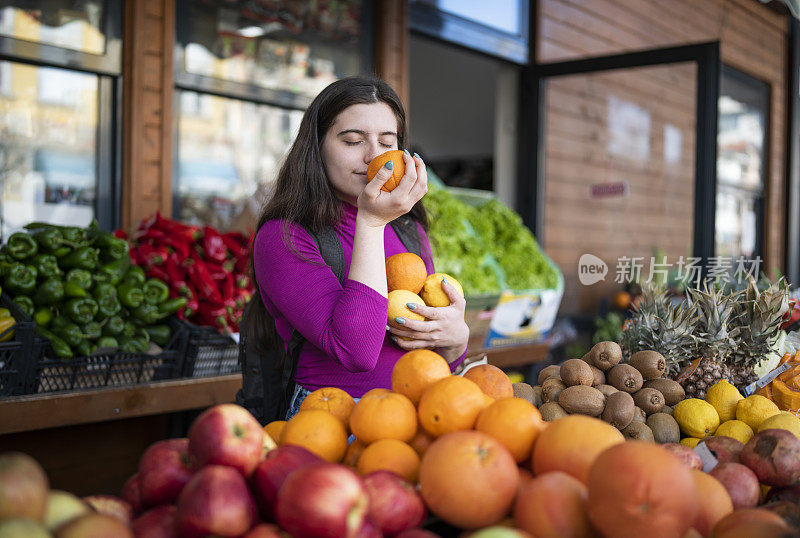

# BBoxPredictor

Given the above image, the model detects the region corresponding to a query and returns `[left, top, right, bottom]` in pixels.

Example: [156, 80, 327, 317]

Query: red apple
[709, 462, 761, 509]
[250, 444, 323, 519]
[661, 443, 703, 470]
[132, 505, 177, 538]
[83, 495, 134, 525]
[54, 513, 134, 538]
[139, 439, 193, 508]
[176, 465, 257, 537]
[354, 517, 381, 538]
[362, 471, 426, 536]
[0, 451, 49, 521]
[242, 523, 286, 537]
[121, 473, 143, 515]
[188, 404, 264, 478]
[702, 436, 744, 464]
[741, 429, 800, 487]
[275, 463, 369, 538]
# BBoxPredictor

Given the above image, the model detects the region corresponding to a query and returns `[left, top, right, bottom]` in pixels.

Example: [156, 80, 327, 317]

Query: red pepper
[186, 256, 222, 303]
[196, 302, 229, 330]
[234, 287, 252, 309]
[147, 264, 170, 283]
[221, 272, 237, 314]
[137, 243, 169, 266]
[180, 284, 199, 319]
[220, 232, 248, 259]
[113, 229, 128, 240]
[165, 252, 191, 296]
[205, 262, 228, 281]
[151, 212, 201, 243]
[202, 226, 228, 264]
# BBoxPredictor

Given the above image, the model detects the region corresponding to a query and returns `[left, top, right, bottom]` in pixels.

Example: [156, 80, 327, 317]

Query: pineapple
[621, 278, 790, 398]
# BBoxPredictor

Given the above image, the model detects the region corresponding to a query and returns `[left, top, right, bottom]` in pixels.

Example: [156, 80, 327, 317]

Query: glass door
[519, 44, 720, 315]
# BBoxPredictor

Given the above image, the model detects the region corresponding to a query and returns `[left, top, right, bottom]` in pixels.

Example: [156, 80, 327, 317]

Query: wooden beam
[0, 375, 241, 435]
[374, 0, 409, 108]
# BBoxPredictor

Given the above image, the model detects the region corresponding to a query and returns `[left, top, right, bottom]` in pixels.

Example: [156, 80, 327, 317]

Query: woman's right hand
[356, 151, 427, 227]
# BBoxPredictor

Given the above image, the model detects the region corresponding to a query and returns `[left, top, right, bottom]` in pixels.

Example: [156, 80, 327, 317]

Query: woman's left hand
[388, 278, 469, 363]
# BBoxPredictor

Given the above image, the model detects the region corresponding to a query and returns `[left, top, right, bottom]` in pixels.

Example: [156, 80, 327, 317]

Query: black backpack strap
[389, 216, 422, 257]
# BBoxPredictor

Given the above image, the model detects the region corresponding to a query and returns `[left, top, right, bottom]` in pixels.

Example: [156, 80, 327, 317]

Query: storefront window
[175, 90, 303, 231]
[0, 61, 98, 237]
[0, 1, 106, 55]
[178, 0, 365, 104]
[715, 66, 768, 260]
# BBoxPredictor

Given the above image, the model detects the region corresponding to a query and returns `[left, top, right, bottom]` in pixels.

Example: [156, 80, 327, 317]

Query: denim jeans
[285, 384, 312, 421]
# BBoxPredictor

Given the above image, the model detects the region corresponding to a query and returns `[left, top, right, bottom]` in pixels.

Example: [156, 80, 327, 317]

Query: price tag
[694, 441, 718, 472]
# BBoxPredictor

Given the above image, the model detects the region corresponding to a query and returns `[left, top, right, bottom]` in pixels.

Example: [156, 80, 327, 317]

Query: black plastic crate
[173, 319, 240, 378]
[0, 295, 35, 397]
[23, 314, 183, 394]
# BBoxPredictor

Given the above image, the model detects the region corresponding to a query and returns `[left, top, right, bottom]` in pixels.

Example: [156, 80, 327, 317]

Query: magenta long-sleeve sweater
[253, 202, 465, 398]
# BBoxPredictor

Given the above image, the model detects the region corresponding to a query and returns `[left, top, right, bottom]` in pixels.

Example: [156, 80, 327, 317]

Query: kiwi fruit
[646, 413, 680, 444]
[589, 364, 606, 386]
[632, 406, 647, 423]
[633, 388, 665, 415]
[560, 359, 594, 387]
[537, 365, 562, 385]
[587, 341, 622, 371]
[601, 391, 635, 430]
[539, 402, 568, 421]
[607, 364, 643, 393]
[622, 421, 654, 442]
[542, 377, 566, 403]
[630, 350, 667, 380]
[595, 384, 619, 398]
[558, 385, 605, 417]
[643, 378, 685, 406]
[660, 404, 674, 416]
[512, 382, 535, 404]
[532, 385, 543, 407]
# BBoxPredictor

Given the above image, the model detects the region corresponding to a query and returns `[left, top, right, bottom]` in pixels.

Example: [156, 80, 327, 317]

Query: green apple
[43, 491, 90, 532]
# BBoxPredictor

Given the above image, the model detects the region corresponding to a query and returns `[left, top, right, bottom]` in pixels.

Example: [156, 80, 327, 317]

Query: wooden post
[374, 0, 409, 108]
[121, 0, 175, 232]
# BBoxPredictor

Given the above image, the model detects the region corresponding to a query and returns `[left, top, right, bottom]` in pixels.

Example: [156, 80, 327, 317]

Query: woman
[244, 76, 469, 419]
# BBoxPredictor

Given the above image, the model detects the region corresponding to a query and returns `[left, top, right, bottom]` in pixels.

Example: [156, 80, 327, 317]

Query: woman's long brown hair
[242, 76, 428, 353]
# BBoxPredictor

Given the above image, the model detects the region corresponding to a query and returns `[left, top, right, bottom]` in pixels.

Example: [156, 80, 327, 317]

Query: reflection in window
[411, 0, 522, 34]
[715, 67, 767, 260]
[176, 90, 303, 231]
[0, 2, 105, 55]
[0, 61, 98, 238]
[180, 0, 363, 100]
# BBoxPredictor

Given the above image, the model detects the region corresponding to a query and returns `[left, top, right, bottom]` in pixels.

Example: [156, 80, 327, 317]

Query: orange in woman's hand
[367, 150, 406, 191]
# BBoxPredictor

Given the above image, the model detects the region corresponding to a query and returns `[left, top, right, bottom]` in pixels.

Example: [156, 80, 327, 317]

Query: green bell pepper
[122, 321, 137, 338]
[82, 321, 102, 340]
[64, 281, 88, 298]
[96, 294, 121, 318]
[29, 226, 63, 251]
[117, 283, 144, 309]
[6, 264, 37, 295]
[96, 336, 118, 349]
[59, 246, 99, 271]
[158, 297, 188, 315]
[54, 322, 84, 347]
[12, 295, 34, 317]
[6, 232, 38, 260]
[63, 297, 99, 325]
[75, 339, 93, 357]
[34, 326, 73, 360]
[0, 253, 14, 277]
[143, 324, 171, 347]
[102, 315, 124, 336]
[142, 278, 170, 305]
[33, 306, 53, 327]
[34, 278, 65, 305]
[30, 254, 61, 277]
[92, 283, 117, 301]
[132, 303, 165, 325]
[87, 228, 129, 260]
[50, 316, 69, 331]
[95, 257, 131, 286]
[123, 265, 146, 286]
[66, 269, 93, 291]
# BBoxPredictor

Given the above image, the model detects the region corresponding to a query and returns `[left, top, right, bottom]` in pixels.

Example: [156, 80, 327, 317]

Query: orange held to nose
[367, 150, 406, 192]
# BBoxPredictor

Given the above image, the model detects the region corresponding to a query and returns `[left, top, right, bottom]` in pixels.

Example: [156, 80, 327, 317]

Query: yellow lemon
[387, 289, 426, 340]
[705, 379, 743, 422]
[674, 398, 720, 439]
[757, 411, 800, 440]
[735, 394, 780, 431]
[680, 437, 702, 448]
[714, 419, 754, 444]
[419, 273, 463, 307]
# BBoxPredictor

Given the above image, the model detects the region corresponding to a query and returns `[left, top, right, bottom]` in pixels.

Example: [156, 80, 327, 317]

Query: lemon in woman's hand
[420, 273, 463, 307]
